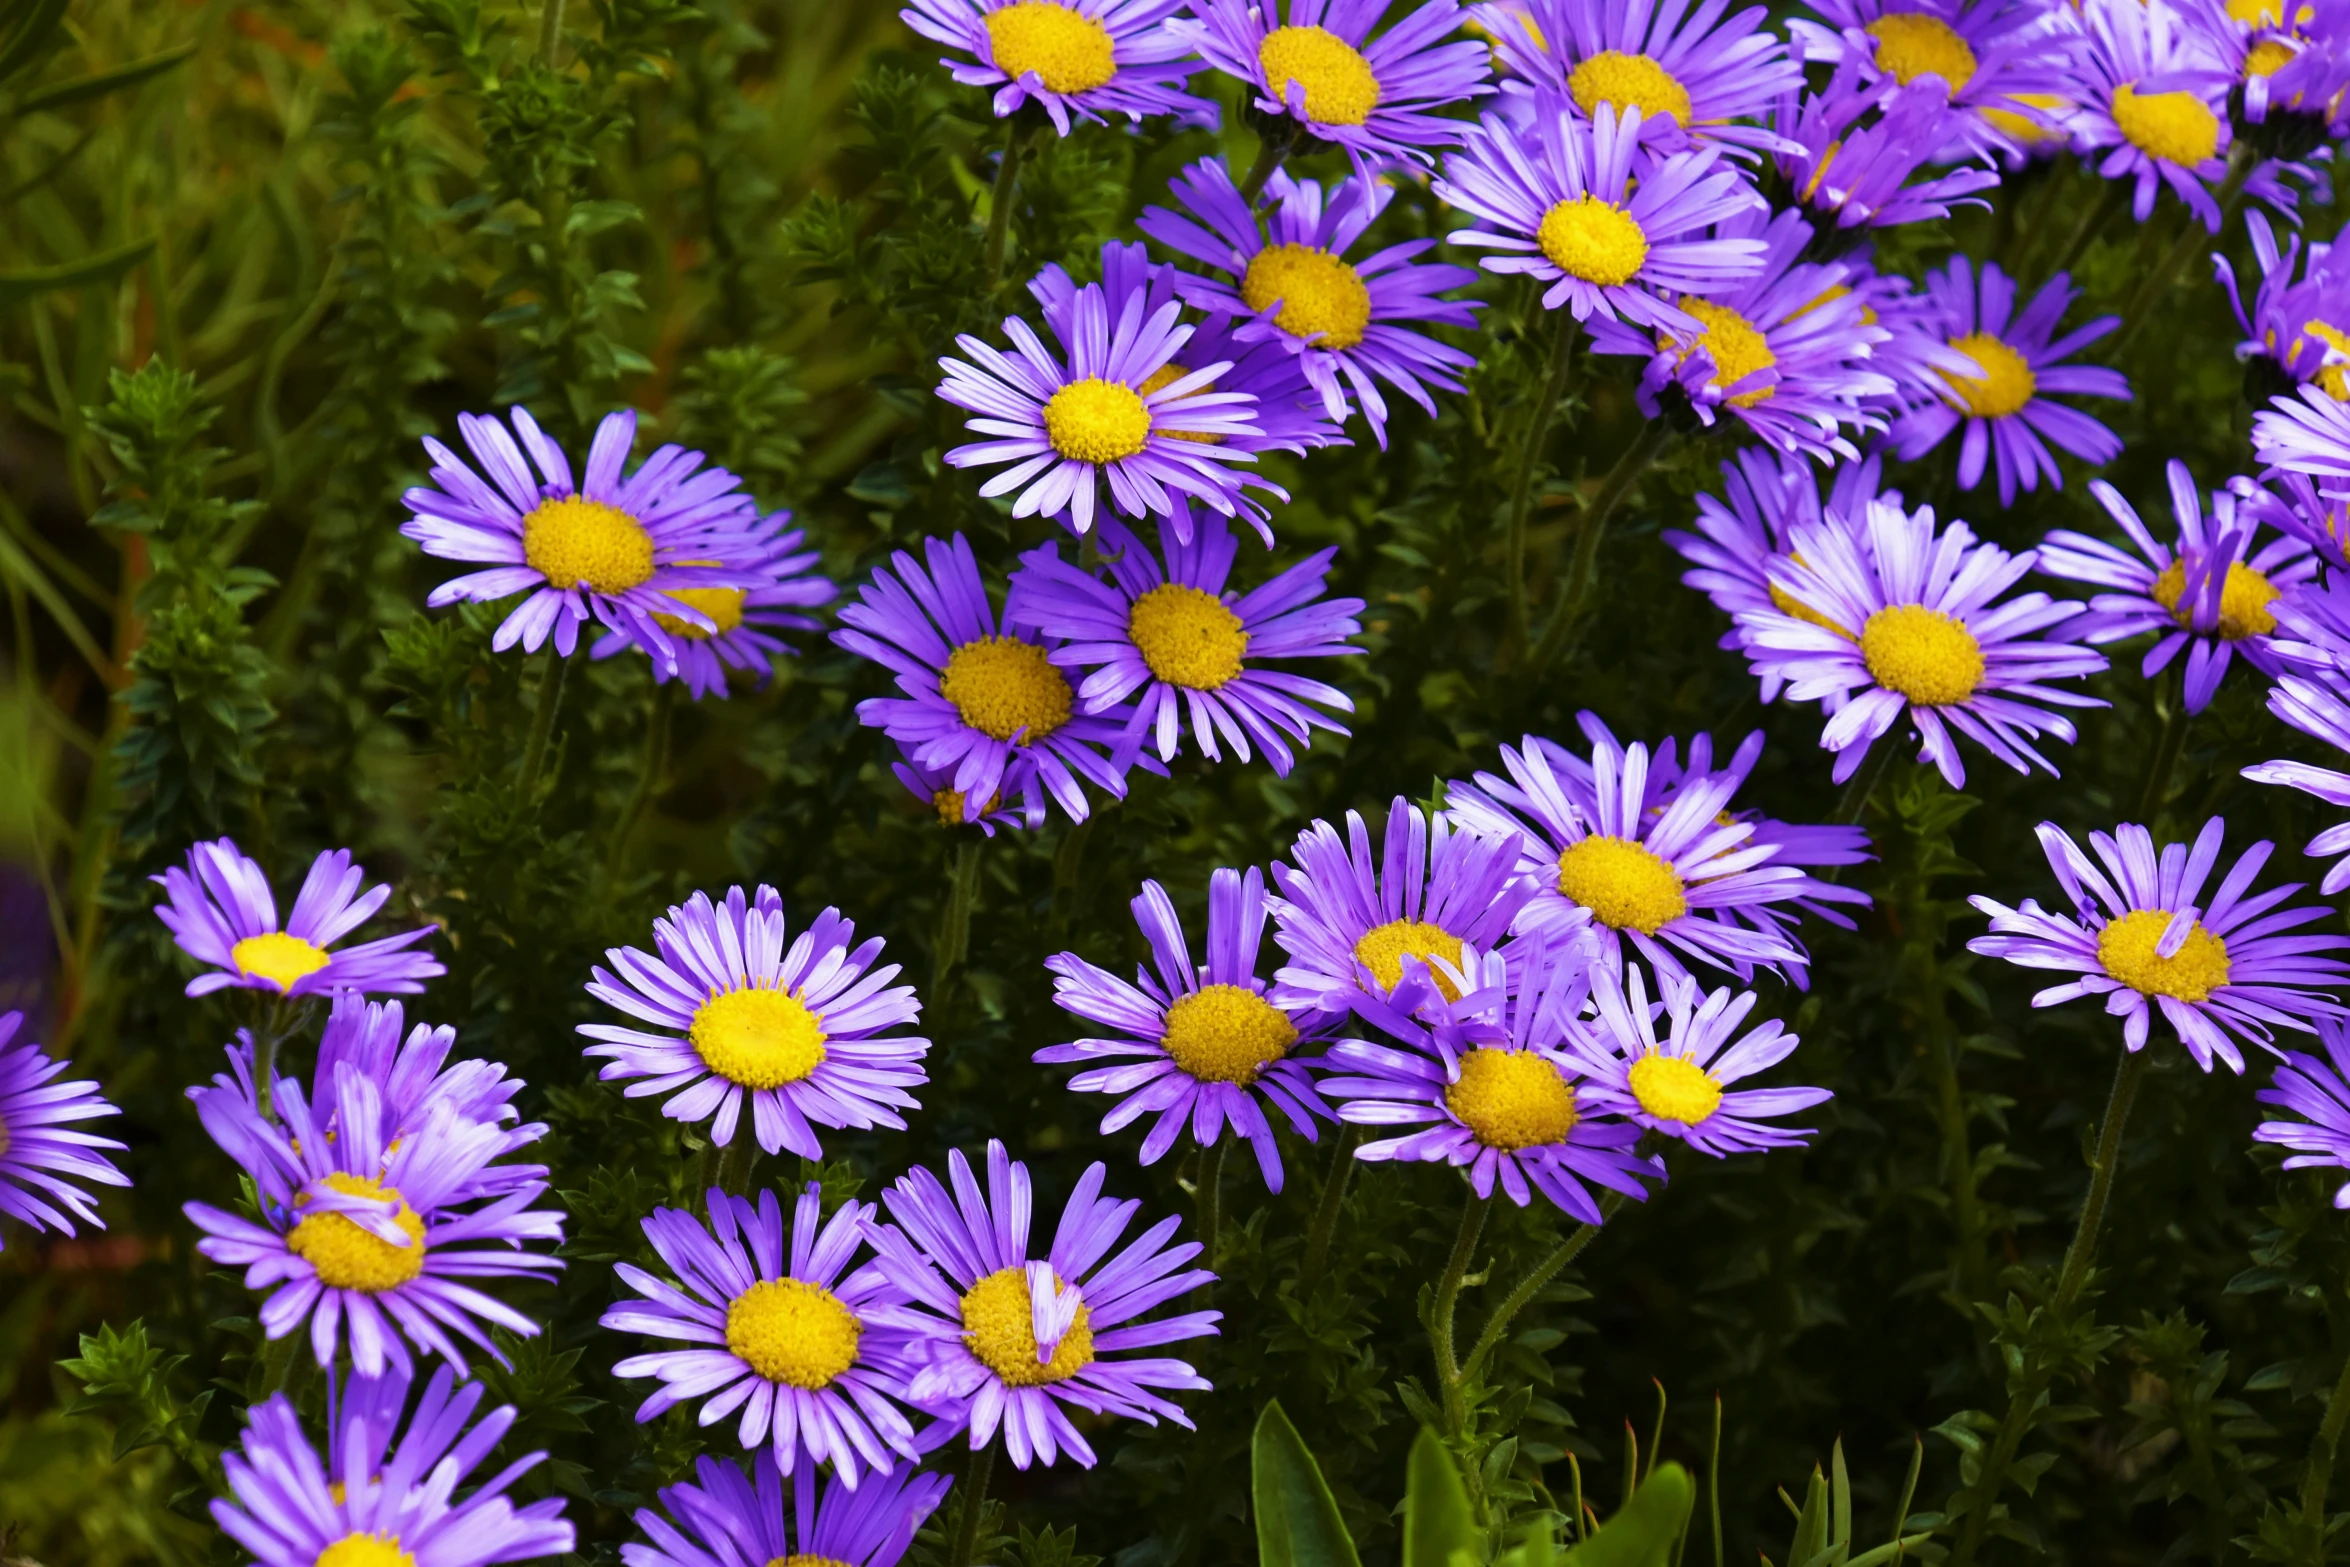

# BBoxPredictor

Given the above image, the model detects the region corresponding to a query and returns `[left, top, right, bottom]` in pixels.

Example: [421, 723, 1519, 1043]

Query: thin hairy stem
[1300, 1123, 1361, 1285]
[947, 1439, 997, 1567]
[1531, 421, 1674, 673]
[517, 645, 570, 803]
[1504, 310, 1581, 652]
[1463, 1188, 1628, 1383]
[1431, 1189, 1490, 1437]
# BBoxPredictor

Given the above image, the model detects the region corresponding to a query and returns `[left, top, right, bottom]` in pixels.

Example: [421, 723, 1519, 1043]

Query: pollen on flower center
[232, 930, 333, 993]
[1566, 50, 1692, 126]
[1768, 551, 1853, 637]
[288, 1173, 427, 1293]
[1555, 836, 1689, 935]
[1137, 363, 1224, 444]
[1128, 583, 1249, 690]
[941, 637, 1075, 743]
[1159, 983, 1297, 1085]
[2151, 558, 2280, 640]
[1536, 196, 1650, 287]
[724, 1277, 862, 1388]
[1242, 244, 1372, 351]
[1941, 332, 2037, 418]
[2111, 82, 2221, 166]
[960, 1267, 1094, 1386]
[1983, 91, 2066, 146]
[1353, 918, 1467, 999]
[2246, 37, 2297, 78]
[691, 987, 828, 1089]
[1445, 1048, 1578, 1150]
[985, 1, 1117, 95]
[1859, 604, 1984, 706]
[2097, 908, 2232, 1001]
[1674, 298, 1777, 407]
[654, 586, 748, 641]
[775, 1557, 855, 1567]
[1865, 14, 1978, 93]
[522, 496, 656, 595]
[1043, 378, 1153, 464]
[1628, 1054, 1724, 1126]
[1257, 25, 1381, 126]
[313, 1532, 416, 1567]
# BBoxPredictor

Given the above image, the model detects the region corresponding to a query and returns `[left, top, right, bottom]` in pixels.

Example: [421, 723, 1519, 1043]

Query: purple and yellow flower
[833, 533, 1137, 826]
[2063, 0, 2240, 230]
[2216, 211, 2350, 402]
[0, 1013, 127, 1251]
[1039, 866, 1334, 1191]
[581, 885, 927, 1160]
[1888, 258, 2130, 507]
[1968, 816, 2350, 1072]
[603, 1185, 923, 1486]
[1771, 61, 2002, 231]
[2253, 1019, 2350, 1205]
[1787, 0, 2075, 162]
[401, 407, 766, 662]
[863, 1140, 1217, 1470]
[2036, 459, 2312, 713]
[1735, 497, 2108, 787]
[2244, 671, 2350, 895]
[625, 1451, 949, 1567]
[1139, 159, 1480, 449]
[887, 752, 1034, 837]
[900, 0, 1215, 133]
[213, 1364, 574, 1567]
[591, 508, 836, 700]
[152, 837, 442, 1000]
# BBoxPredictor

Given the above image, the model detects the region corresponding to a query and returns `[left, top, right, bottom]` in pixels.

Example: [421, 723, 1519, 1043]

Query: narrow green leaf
[1405, 1428, 1481, 1567]
[0, 235, 156, 312]
[0, 0, 69, 87]
[1561, 1463, 1695, 1567]
[1254, 1401, 1361, 1567]
[14, 41, 195, 113]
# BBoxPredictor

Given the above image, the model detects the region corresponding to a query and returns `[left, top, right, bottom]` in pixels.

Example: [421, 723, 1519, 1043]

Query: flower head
[2254, 1019, 2350, 1206]
[2257, 382, 2350, 501]
[888, 752, 1034, 838]
[1787, 0, 2075, 163]
[591, 508, 836, 700]
[2243, 670, 2350, 894]
[2216, 210, 2350, 402]
[1771, 59, 2002, 231]
[625, 1451, 949, 1567]
[900, 0, 1215, 133]
[0, 1013, 128, 1250]
[153, 838, 442, 1000]
[2063, 0, 2240, 230]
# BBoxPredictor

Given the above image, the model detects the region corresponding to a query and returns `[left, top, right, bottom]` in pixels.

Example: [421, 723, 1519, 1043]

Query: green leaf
[14, 41, 195, 113]
[1254, 1400, 1361, 1567]
[1405, 1428, 1481, 1567]
[1561, 1463, 1694, 1567]
[0, 234, 155, 312]
[0, 0, 69, 88]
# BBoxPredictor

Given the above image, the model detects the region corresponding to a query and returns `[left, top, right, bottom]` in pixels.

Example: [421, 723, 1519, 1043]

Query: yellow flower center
[940, 637, 1074, 743]
[1567, 50, 1693, 127]
[2150, 558, 2279, 640]
[690, 987, 827, 1089]
[2247, 37, 2298, 78]
[773, 1558, 854, 1567]
[1137, 363, 1223, 444]
[724, 1277, 863, 1388]
[1554, 835, 1689, 934]
[1127, 583, 1248, 690]
[1865, 13, 1977, 92]
[2097, 908, 2232, 1001]
[984, 1, 1116, 94]
[2111, 82, 2221, 166]
[1941, 332, 2037, 418]
[232, 931, 333, 993]
[1983, 91, 2067, 145]
[1627, 1054, 1724, 1125]
[1043, 378, 1152, 464]
[314, 1534, 415, 1567]
[522, 496, 656, 595]
[2230, 0, 2295, 23]
[959, 1267, 1094, 1386]
[1353, 918, 1466, 1000]
[1159, 984, 1297, 1085]
[653, 586, 749, 641]
[1257, 25, 1381, 126]
[1242, 244, 1373, 351]
[1444, 1047, 1579, 1150]
[287, 1174, 427, 1293]
[1859, 604, 1985, 707]
[1536, 196, 1649, 287]
[1768, 551, 1853, 637]
[1674, 299, 1776, 407]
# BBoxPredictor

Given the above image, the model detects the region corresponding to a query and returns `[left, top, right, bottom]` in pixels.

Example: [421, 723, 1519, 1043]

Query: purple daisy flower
[1267, 796, 1535, 1024]
[1005, 514, 1362, 775]
[2215, 210, 2350, 401]
[1736, 497, 2109, 787]
[626, 1450, 949, 1567]
[833, 533, 1136, 827]
[1787, 0, 2075, 163]
[185, 1069, 565, 1376]
[2255, 382, 2350, 497]
[1138, 159, 1480, 449]
[400, 407, 767, 663]
[1175, 0, 1493, 181]
[1969, 816, 2350, 1072]
[152, 837, 442, 1000]
[899, 0, 1214, 133]
[1585, 205, 1895, 461]
[590, 508, 837, 700]
[2253, 1019, 2350, 1205]
[1888, 258, 2130, 508]
[1435, 99, 1767, 330]
[2243, 670, 2350, 895]
[1840, 248, 1994, 415]
[580, 885, 928, 1161]
[0, 1013, 128, 1250]
[888, 751, 1035, 837]
[1561, 962, 1829, 1156]
[1318, 936, 1663, 1220]
[213, 1363, 573, 1567]
[1039, 866, 1334, 1191]
[2036, 459, 2313, 713]
[862, 1140, 1218, 1470]
[1771, 60, 2002, 231]
[2239, 23, 2350, 148]
[603, 1185, 924, 1486]
[2063, 0, 2240, 230]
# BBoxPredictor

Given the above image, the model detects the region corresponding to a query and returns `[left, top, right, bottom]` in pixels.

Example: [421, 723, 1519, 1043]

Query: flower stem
[2045, 176, 2123, 278]
[2135, 676, 2193, 822]
[1462, 1188, 1627, 1384]
[1196, 1137, 1230, 1304]
[2298, 1335, 2350, 1549]
[2113, 153, 2253, 356]
[1830, 731, 1903, 828]
[947, 1438, 997, 1567]
[537, 0, 565, 63]
[1530, 420, 1674, 674]
[1431, 1188, 1490, 1437]
[715, 1135, 761, 1198]
[1300, 1123, 1360, 1286]
[1504, 310, 1581, 655]
[934, 837, 984, 1000]
[603, 679, 675, 885]
[1237, 121, 1299, 205]
[517, 644, 570, 804]
[982, 122, 1036, 287]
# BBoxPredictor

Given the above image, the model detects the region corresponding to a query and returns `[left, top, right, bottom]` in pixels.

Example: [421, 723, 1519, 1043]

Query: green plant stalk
[1531, 420, 1674, 673]
[982, 122, 1036, 286]
[1461, 1187, 1628, 1382]
[1196, 1137, 1230, 1304]
[1237, 121, 1299, 204]
[2135, 676, 2192, 821]
[715, 1135, 760, 1198]
[1503, 309, 1580, 652]
[934, 837, 984, 996]
[2113, 153, 2253, 355]
[2042, 175, 2123, 279]
[1921, 959, 1987, 1302]
[947, 1438, 997, 1567]
[539, 0, 566, 64]
[1432, 1188, 1490, 1437]
[603, 679, 676, 884]
[1299, 1123, 1361, 1285]
[517, 645, 570, 803]
[2298, 1338, 2350, 1549]
[1829, 732, 1903, 829]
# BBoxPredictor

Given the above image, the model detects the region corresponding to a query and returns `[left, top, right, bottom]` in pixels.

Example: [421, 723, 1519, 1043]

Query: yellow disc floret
[1536, 196, 1650, 287]
[725, 1277, 863, 1388]
[1160, 983, 1297, 1085]
[1445, 1048, 1579, 1150]
[1243, 244, 1373, 351]
[233, 931, 333, 993]
[985, 1, 1117, 95]
[1768, 552, 1853, 637]
[691, 987, 828, 1089]
[941, 637, 1075, 743]
[1941, 333, 2037, 419]
[2247, 37, 2298, 78]
[1859, 604, 1985, 706]
[1136, 363, 1225, 444]
[1675, 299, 1777, 406]
[523, 496, 656, 595]
[314, 1533, 416, 1567]
[1127, 583, 1249, 690]
[960, 1267, 1094, 1386]
[1865, 13, 1978, 92]
[654, 586, 748, 641]
[776, 1558, 855, 1567]
[1353, 918, 1467, 999]
[2150, 558, 2280, 640]
[1627, 1054, 1724, 1126]
[1043, 378, 1153, 464]
[1982, 91, 2067, 146]
[2097, 908, 2232, 1001]
[1555, 836, 1689, 935]
[1257, 25, 1381, 126]
[2111, 82, 2221, 166]
[288, 1174, 427, 1293]
[1567, 51, 1693, 127]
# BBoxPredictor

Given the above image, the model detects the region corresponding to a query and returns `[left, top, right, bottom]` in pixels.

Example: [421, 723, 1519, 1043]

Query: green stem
[1299, 1123, 1361, 1286]
[1462, 1188, 1628, 1383]
[1196, 1137, 1230, 1302]
[2044, 176, 2123, 279]
[1531, 421, 1674, 673]
[2113, 154, 2253, 356]
[538, 0, 566, 62]
[1921, 961, 1986, 1301]
[1830, 732, 1903, 829]
[1504, 310, 1581, 654]
[1431, 1188, 1490, 1437]
[2135, 676, 2193, 822]
[517, 645, 570, 803]
[2299, 1337, 2350, 1551]
[1237, 121, 1299, 204]
[934, 837, 984, 998]
[716, 1135, 761, 1198]
[947, 1439, 997, 1567]
[603, 679, 676, 884]
[982, 122, 1036, 287]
